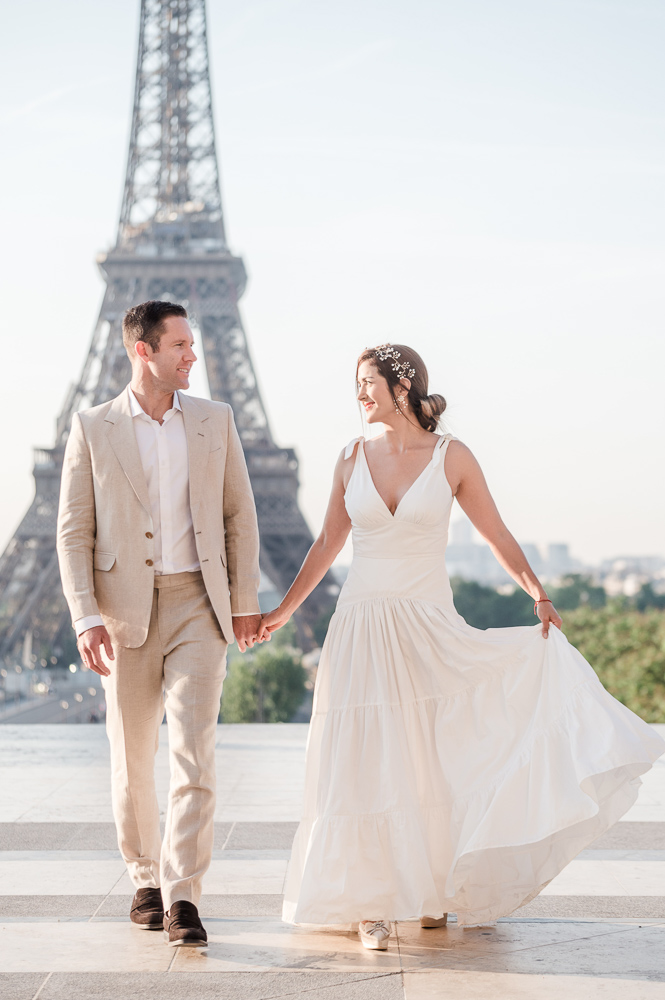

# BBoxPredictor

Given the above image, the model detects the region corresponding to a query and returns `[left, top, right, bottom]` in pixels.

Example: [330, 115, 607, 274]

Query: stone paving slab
[225, 822, 299, 850]
[517, 896, 665, 919]
[394, 919, 665, 976]
[0, 821, 297, 851]
[33, 971, 402, 1000]
[0, 973, 46, 1000]
[402, 971, 665, 999]
[590, 822, 665, 851]
[0, 896, 106, 919]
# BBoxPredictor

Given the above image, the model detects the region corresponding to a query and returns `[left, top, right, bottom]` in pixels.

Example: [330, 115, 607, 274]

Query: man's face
[139, 316, 197, 392]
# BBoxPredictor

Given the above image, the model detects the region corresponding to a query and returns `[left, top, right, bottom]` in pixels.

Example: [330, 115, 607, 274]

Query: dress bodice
[338, 433, 457, 611]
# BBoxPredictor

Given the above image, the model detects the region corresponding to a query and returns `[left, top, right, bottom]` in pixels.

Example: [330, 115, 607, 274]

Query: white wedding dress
[282, 434, 664, 927]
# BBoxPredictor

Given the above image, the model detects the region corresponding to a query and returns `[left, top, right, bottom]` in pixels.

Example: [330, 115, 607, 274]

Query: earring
[394, 396, 402, 415]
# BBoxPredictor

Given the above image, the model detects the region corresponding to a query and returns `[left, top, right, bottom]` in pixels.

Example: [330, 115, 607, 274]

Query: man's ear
[135, 341, 151, 365]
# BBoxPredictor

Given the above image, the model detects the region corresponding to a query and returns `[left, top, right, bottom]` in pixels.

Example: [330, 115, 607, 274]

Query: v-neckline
[361, 437, 442, 518]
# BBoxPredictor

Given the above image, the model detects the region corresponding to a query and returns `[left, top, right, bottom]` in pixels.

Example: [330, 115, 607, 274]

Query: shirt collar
[128, 387, 182, 420]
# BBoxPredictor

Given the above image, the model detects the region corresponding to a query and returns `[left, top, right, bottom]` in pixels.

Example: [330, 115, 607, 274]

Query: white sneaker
[420, 914, 448, 928]
[359, 920, 392, 950]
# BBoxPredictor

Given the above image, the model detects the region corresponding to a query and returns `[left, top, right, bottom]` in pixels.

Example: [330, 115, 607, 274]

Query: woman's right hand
[257, 606, 291, 641]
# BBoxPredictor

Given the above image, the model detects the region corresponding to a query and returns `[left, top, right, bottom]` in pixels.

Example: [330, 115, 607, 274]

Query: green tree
[563, 604, 665, 722]
[450, 578, 534, 628]
[548, 574, 606, 611]
[220, 622, 307, 723]
[635, 583, 665, 613]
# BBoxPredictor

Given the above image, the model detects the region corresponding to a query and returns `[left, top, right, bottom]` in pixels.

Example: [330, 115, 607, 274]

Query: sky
[1, 0, 664, 568]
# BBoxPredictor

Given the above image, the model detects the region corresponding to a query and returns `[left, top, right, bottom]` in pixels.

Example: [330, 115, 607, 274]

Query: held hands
[77, 625, 114, 677]
[257, 606, 291, 642]
[232, 614, 265, 653]
[536, 601, 562, 639]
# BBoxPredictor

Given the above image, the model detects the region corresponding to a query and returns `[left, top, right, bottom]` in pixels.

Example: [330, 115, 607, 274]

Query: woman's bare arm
[258, 446, 355, 635]
[446, 441, 562, 635]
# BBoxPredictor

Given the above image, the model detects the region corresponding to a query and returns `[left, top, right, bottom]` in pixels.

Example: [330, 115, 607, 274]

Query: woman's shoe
[359, 920, 392, 950]
[420, 914, 448, 928]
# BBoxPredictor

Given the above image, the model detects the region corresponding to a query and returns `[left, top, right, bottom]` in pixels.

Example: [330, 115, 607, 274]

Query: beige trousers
[102, 570, 227, 911]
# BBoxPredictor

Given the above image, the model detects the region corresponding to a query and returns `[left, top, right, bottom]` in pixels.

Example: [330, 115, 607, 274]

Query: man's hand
[77, 625, 114, 677]
[232, 614, 263, 653]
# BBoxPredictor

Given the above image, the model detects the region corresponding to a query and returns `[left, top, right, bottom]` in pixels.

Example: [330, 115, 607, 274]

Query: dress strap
[431, 432, 457, 468]
[344, 436, 364, 460]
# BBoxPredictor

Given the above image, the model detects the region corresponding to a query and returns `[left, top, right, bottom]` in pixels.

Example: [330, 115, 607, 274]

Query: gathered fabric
[282, 434, 664, 927]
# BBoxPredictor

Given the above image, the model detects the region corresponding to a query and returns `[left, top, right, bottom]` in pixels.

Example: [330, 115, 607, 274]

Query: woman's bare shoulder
[333, 437, 364, 489]
[446, 437, 478, 461]
[338, 435, 364, 464]
[444, 438, 482, 493]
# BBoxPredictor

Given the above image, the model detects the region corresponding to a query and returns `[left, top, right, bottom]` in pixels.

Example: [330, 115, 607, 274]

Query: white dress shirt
[128, 388, 199, 575]
[75, 389, 253, 636]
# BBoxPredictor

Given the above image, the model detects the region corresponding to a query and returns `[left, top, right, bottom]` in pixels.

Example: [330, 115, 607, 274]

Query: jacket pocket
[220, 550, 227, 568]
[94, 551, 116, 571]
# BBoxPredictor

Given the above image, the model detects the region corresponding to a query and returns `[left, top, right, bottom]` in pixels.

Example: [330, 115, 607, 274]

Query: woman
[258, 343, 664, 950]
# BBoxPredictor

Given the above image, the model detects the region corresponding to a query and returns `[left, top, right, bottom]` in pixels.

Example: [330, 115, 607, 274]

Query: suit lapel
[180, 393, 210, 513]
[104, 387, 151, 515]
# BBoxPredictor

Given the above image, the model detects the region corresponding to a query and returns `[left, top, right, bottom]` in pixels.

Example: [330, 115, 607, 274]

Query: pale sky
[1, 0, 664, 567]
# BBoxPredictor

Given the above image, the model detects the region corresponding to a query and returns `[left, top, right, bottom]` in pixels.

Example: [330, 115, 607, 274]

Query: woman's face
[356, 360, 398, 424]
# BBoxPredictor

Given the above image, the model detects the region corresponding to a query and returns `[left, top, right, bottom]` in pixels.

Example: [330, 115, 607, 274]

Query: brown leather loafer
[163, 900, 207, 947]
[130, 887, 164, 929]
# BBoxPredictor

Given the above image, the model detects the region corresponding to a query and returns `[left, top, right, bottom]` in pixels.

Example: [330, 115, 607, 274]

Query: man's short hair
[122, 300, 188, 358]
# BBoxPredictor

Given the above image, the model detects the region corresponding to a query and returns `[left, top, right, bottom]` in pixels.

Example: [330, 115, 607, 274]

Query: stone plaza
[1, 722, 664, 999]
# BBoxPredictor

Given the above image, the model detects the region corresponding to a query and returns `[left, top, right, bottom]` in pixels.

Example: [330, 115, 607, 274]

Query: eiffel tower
[0, 0, 338, 665]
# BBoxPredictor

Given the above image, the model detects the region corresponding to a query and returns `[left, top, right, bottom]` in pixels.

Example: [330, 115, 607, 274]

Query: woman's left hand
[257, 606, 292, 642]
[537, 601, 562, 638]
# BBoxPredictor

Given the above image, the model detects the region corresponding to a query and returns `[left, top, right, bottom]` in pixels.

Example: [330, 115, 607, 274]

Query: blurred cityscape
[444, 518, 665, 598]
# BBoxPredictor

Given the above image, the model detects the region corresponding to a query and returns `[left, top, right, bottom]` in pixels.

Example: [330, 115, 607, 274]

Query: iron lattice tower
[0, 0, 338, 664]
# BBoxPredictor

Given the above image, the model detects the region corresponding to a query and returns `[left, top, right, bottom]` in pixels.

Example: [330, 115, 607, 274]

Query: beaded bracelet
[534, 598, 553, 616]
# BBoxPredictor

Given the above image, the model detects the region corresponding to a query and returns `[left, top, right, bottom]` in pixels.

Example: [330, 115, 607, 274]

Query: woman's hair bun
[419, 393, 446, 431]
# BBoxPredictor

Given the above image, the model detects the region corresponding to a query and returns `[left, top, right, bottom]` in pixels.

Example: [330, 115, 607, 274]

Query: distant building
[446, 519, 512, 586]
[445, 519, 580, 586]
[598, 556, 665, 598]
[546, 544, 574, 577]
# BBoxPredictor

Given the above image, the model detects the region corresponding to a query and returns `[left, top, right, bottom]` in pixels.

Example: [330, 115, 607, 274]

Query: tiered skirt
[283, 597, 664, 926]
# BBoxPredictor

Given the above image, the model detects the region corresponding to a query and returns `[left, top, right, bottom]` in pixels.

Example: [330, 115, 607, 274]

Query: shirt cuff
[231, 612, 260, 617]
[74, 615, 104, 637]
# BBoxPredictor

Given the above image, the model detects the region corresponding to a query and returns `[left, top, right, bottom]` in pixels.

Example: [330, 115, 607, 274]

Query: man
[57, 300, 263, 947]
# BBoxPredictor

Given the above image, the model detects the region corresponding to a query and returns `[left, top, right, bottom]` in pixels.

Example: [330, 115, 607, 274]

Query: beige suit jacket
[56, 386, 261, 647]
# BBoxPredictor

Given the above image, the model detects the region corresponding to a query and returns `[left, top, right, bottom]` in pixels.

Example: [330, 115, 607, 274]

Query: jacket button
[146, 559, 154, 567]
[145, 532, 153, 539]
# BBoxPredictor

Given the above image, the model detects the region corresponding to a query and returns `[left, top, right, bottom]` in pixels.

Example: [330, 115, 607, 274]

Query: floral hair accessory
[374, 344, 416, 380]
